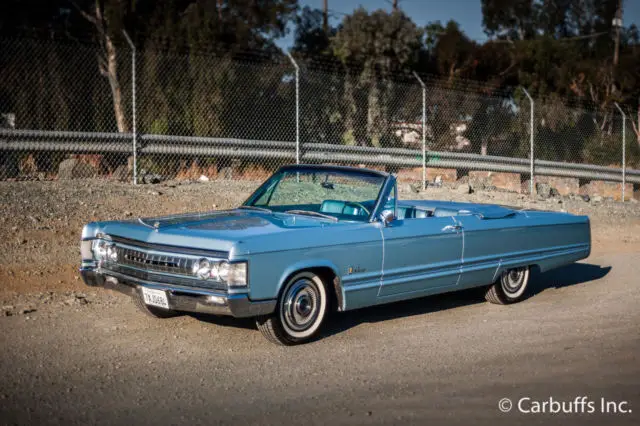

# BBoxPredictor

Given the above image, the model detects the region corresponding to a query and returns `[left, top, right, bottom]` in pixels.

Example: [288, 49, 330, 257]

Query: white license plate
[141, 287, 169, 309]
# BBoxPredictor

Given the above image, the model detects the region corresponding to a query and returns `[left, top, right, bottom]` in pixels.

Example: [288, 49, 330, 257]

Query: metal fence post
[413, 72, 427, 190]
[614, 102, 626, 201]
[286, 52, 300, 164]
[123, 30, 137, 185]
[522, 88, 534, 196]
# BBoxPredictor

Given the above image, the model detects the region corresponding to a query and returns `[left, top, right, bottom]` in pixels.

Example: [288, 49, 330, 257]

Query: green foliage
[0, 0, 638, 167]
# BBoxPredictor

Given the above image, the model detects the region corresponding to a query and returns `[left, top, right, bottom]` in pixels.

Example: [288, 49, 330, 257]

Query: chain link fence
[1, 37, 638, 198]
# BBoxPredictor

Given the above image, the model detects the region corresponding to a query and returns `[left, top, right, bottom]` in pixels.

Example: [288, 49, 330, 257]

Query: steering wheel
[343, 202, 371, 217]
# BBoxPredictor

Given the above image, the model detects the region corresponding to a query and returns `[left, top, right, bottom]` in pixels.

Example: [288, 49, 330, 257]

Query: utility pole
[323, 0, 328, 34]
[613, 0, 623, 67]
[393, 0, 398, 11]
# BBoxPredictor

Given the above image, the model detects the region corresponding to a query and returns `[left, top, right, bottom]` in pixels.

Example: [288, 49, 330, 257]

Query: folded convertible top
[406, 200, 517, 220]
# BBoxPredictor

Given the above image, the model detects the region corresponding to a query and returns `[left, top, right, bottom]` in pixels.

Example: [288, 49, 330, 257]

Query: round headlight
[106, 244, 118, 261]
[94, 240, 109, 259]
[193, 258, 211, 280]
[209, 262, 220, 280]
[218, 261, 230, 281]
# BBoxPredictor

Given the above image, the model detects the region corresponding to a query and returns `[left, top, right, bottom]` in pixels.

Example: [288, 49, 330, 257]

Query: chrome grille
[105, 264, 227, 291]
[99, 239, 229, 291]
[116, 246, 194, 275]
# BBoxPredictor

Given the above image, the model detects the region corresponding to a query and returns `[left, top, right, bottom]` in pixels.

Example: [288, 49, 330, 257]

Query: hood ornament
[137, 217, 160, 230]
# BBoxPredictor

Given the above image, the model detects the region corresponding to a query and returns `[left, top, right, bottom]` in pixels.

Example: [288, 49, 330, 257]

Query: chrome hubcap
[282, 279, 320, 332]
[502, 268, 526, 294]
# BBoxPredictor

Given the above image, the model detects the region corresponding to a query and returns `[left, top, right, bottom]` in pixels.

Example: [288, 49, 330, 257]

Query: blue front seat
[320, 200, 345, 214]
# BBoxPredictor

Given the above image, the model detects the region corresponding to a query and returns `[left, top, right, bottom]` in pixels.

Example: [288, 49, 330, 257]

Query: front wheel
[485, 266, 530, 305]
[256, 271, 328, 345]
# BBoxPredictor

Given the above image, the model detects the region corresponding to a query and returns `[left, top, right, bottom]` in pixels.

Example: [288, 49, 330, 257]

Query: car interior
[317, 199, 459, 220]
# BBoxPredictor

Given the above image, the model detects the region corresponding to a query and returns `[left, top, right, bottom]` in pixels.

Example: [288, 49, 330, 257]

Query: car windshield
[243, 167, 387, 222]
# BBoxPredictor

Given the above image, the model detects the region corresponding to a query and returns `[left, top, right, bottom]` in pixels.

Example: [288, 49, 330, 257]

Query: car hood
[82, 209, 344, 256]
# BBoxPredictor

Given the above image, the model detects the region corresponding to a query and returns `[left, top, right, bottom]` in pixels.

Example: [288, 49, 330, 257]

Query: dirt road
[0, 180, 639, 425]
[0, 250, 638, 425]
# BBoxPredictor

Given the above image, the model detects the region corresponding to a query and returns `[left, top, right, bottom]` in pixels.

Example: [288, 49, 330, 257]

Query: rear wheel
[133, 292, 179, 318]
[485, 266, 530, 305]
[256, 271, 328, 345]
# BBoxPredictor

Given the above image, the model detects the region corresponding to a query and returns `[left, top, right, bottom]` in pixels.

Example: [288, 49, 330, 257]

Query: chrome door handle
[442, 225, 462, 232]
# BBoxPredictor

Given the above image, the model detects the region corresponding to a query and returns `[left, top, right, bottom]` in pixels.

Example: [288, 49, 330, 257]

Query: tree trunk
[343, 68, 356, 144]
[367, 79, 381, 146]
[75, 1, 130, 133]
[481, 140, 488, 156]
[104, 35, 129, 133]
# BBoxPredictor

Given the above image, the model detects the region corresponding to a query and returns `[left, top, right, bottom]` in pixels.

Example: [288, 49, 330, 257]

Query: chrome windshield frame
[368, 174, 397, 223]
[242, 165, 390, 222]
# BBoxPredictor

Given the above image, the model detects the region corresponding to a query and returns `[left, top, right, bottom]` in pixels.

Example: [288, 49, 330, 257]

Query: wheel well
[281, 267, 341, 312]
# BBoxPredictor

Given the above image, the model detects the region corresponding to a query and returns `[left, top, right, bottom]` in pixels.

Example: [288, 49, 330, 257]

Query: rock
[142, 174, 162, 184]
[219, 167, 233, 180]
[111, 165, 131, 182]
[535, 182, 553, 199]
[470, 180, 486, 191]
[456, 184, 471, 194]
[58, 158, 98, 180]
[592, 195, 603, 203]
[409, 184, 420, 194]
[147, 190, 161, 196]
[580, 194, 590, 202]
[550, 188, 560, 197]
[198, 175, 210, 182]
[20, 308, 36, 315]
[536, 176, 580, 196]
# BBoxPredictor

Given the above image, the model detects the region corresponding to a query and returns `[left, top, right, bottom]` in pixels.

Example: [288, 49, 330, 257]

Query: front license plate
[141, 287, 169, 309]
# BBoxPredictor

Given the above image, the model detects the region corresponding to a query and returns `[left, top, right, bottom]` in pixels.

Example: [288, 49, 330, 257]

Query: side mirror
[379, 209, 395, 226]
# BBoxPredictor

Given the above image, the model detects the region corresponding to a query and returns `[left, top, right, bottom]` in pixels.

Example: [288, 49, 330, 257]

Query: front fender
[276, 259, 343, 309]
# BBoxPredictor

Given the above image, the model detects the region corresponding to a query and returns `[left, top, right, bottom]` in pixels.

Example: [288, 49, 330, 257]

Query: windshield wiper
[238, 205, 272, 213]
[284, 210, 339, 222]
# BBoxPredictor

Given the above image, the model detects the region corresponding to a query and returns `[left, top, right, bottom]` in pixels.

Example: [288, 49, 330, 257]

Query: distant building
[391, 120, 471, 151]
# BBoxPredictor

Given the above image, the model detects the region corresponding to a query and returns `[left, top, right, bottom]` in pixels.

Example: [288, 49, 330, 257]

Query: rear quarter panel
[457, 210, 590, 289]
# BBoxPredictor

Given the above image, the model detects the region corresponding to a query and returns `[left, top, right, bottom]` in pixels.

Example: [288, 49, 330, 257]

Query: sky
[276, 0, 640, 49]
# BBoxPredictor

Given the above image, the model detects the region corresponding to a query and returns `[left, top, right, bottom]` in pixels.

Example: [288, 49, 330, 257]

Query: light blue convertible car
[81, 165, 591, 344]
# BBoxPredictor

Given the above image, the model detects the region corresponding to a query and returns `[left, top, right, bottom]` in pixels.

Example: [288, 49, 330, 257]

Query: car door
[378, 215, 463, 298]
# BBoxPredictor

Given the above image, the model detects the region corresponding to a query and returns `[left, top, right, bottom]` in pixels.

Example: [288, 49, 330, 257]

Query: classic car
[80, 164, 591, 345]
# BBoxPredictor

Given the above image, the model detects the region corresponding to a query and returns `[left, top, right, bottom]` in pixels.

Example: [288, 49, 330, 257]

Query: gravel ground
[0, 178, 639, 425]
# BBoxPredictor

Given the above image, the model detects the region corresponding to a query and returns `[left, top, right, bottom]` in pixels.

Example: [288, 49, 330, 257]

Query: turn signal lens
[227, 262, 247, 287]
[81, 240, 93, 260]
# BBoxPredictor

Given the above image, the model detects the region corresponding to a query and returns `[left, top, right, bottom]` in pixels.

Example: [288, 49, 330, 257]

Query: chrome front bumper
[80, 268, 276, 318]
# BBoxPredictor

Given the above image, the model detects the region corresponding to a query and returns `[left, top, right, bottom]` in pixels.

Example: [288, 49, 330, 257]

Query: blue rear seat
[432, 207, 458, 217]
